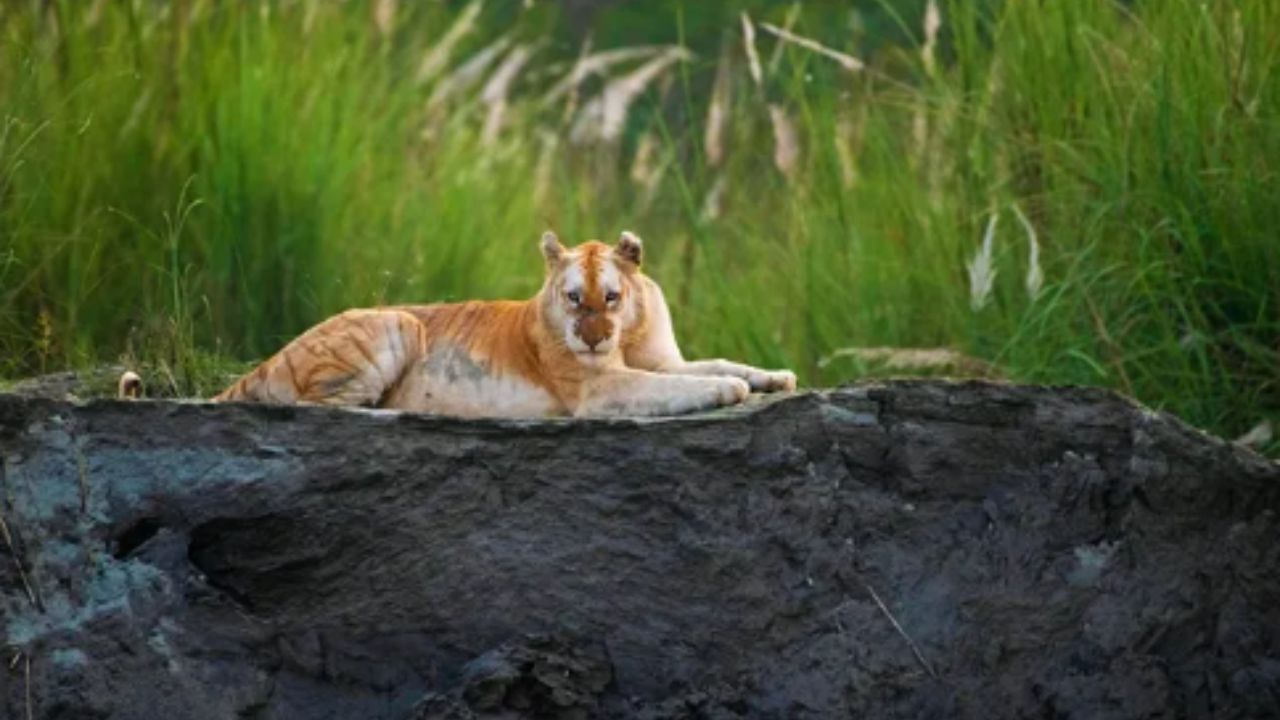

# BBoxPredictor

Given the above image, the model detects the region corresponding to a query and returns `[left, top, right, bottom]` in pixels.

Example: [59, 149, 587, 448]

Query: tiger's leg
[215, 309, 426, 407]
[623, 278, 796, 393]
[663, 359, 797, 393]
[575, 368, 749, 418]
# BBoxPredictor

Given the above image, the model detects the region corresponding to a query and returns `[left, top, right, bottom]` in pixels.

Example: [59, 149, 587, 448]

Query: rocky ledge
[0, 382, 1277, 719]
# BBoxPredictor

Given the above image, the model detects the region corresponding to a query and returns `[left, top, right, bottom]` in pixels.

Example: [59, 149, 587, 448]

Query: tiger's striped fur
[133, 231, 796, 417]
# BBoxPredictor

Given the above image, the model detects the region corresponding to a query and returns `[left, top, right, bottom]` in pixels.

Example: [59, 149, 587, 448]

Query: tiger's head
[538, 230, 645, 362]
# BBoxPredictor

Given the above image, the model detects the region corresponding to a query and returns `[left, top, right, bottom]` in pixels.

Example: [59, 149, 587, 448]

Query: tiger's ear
[616, 230, 643, 267]
[540, 231, 565, 267]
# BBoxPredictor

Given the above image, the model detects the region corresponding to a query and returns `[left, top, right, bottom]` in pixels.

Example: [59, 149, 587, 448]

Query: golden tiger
[124, 231, 796, 417]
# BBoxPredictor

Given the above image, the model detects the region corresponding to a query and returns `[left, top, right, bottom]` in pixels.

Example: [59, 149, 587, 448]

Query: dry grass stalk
[76, 447, 89, 513]
[481, 44, 535, 145]
[556, 35, 593, 123]
[767, 3, 803, 74]
[0, 514, 39, 609]
[425, 34, 511, 112]
[818, 346, 1001, 378]
[416, 0, 483, 85]
[542, 46, 664, 108]
[1084, 296, 1136, 396]
[740, 13, 764, 90]
[865, 582, 939, 679]
[1235, 420, 1273, 449]
[571, 47, 690, 144]
[967, 212, 998, 311]
[704, 46, 732, 167]
[769, 104, 800, 181]
[759, 22, 865, 73]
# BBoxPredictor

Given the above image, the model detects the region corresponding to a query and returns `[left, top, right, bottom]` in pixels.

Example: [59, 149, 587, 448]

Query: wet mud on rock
[0, 381, 1277, 718]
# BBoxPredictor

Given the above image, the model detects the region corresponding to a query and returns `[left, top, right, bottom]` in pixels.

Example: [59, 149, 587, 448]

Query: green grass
[1, 1, 1276, 453]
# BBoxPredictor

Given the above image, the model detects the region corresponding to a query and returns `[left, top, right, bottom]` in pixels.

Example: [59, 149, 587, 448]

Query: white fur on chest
[392, 343, 562, 418]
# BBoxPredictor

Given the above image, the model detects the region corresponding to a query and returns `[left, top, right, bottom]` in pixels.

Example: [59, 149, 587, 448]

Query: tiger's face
[539, 231, 644, 361]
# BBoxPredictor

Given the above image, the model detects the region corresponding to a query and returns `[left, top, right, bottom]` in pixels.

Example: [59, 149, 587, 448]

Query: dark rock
[0, 381, 1276, 719]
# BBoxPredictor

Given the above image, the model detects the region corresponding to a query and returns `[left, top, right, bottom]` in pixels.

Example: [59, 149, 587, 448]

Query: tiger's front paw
[713, 377, 751, 406]
[747, 369, 797, 393]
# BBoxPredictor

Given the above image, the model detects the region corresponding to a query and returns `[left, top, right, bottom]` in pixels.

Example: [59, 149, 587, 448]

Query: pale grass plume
[1234, 420, 1273, 450]
[834, 107, 862, 188]
[704, 46, 732, 167]
[700, 174, 727, 222]
[416, 0, 483, 85]
[740, 13, 764, 89]
[425, 34, 510, 111]
[638, 158, 671, 212]
[189, 0, 210, 29]
[967, 212, 999, 311]
[769, 104, 800, 181]
[481, 44, 535, 145]
[913, 2, 942, 189]
[571, 47, 691, 144]
[630, 132, 671, 212]
[912, 2, 940, 185]
[422, 35, 511, 142]
[558, 35, 594, 123]
[1228, 9, 1260, 117]
[85, 0, 109, 29]
[767, 3, 803, 74]
[759, 22, 864, 73]
[373, 0, 396, 38]
[542, 46, 664, 108]
[533, 129, 559, 207]
[911, 100, 928, 170]
[301, 0, 320, 37]
[818, 346, 1001, 378]
[1012, 203, 1043, 300]
[630, 130, 659, 187]
[921, 0, 941, 78]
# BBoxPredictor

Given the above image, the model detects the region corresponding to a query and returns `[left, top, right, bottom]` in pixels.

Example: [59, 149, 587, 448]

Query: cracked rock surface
[0, 381, 1277, 719]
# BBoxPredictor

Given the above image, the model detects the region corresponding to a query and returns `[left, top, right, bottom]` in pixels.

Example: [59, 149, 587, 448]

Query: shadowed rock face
[0, 382, 1276, 719]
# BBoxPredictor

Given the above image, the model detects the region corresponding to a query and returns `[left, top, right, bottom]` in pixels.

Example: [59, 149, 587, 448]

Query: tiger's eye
[605, 290, 620, 304]
[566, 290, 581, 305]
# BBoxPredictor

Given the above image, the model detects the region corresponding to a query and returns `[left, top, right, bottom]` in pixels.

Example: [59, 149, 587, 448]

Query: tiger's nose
[576, 314, 612, 351]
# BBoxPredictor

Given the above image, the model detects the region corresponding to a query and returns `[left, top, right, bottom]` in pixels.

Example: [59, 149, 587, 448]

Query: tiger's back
[216, 302, 565, 417]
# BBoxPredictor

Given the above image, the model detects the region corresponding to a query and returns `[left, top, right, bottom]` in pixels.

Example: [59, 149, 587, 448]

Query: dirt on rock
[0, 381, 1277, 719]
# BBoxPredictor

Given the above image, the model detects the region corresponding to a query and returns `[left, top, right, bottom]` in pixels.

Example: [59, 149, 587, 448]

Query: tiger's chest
[386, 343, 564, 418]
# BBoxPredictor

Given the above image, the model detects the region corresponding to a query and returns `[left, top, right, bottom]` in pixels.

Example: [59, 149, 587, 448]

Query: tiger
[120, 231, 796, 417]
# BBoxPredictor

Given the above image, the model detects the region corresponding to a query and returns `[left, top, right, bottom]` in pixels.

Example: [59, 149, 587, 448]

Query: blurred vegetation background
[0, 0, 1276, 451]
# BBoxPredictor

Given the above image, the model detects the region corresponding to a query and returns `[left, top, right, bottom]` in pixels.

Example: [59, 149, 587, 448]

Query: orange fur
[125, 231, 797, 418]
